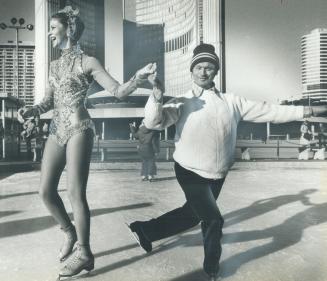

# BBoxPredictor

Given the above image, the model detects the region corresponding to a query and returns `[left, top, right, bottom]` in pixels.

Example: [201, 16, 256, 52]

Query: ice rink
[1, 161, 327, 281]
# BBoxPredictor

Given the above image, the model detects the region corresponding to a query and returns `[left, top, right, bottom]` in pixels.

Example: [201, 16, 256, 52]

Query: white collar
[192, 82, 218, 97]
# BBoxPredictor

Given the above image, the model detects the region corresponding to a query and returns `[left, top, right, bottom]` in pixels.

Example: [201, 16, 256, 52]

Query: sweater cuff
[150, 92, 163, 104]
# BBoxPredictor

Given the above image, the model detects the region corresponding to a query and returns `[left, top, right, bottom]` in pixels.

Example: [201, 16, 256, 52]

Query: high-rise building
[0, 41, 35, 106]
[132, 0, 220, 97]
[301, 28, 327, 104]
[134, 0, 196, 96]
[123, 20, 165, 87]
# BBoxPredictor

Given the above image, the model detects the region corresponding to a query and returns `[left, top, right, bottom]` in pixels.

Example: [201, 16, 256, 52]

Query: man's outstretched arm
[307, 106, 327, 117]
[232, 94, 327, 123]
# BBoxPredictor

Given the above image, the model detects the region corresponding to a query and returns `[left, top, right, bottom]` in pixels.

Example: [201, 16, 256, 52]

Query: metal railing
[17, 138, 324, 162]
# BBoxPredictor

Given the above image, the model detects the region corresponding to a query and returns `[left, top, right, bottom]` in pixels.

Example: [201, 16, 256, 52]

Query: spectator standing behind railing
[130, 121, 160, 182]
[19, 115, 43, 161]
[298, 120, 313, 160]
[313, 122, 326, 160]
[41, 122, 49, 156]
[32, 116, 43, 162]
[300, 120, 312, 145]
[317, 122, 326, 148]
[20, 116, 38, 160]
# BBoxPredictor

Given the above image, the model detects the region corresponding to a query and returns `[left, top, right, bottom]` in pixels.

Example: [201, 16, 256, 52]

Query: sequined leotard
[48, 47, 95, 145]
[30, 46, 142, 146]
[30, 47, 110, 146]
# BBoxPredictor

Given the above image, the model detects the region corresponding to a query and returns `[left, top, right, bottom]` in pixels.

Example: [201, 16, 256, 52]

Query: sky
[225, 0, 327, 102]
[0, 0, 35, 43]
[0, 0, 326, 103]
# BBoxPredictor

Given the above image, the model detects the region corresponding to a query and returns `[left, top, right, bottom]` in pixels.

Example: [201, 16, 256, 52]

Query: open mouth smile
[50, 36, 56, 42]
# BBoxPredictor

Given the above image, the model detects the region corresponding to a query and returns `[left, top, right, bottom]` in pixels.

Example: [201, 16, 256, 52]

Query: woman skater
[18, 6, 156, 279]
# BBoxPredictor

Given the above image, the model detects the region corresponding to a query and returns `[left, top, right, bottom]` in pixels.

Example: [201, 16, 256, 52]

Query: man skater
[128, 43, 327, 280]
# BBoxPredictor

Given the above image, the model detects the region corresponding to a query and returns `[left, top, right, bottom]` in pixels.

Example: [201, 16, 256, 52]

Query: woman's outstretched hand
[135, 63, 157, 81]
[147, 72, 158, 86]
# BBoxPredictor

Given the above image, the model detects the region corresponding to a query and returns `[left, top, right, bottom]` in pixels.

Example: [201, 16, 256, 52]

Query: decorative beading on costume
[35, 45, 94, 146]
[49, 119, 95, 146]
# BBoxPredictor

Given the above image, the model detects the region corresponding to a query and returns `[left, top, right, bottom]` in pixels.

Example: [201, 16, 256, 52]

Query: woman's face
[49, 18, 68, 48]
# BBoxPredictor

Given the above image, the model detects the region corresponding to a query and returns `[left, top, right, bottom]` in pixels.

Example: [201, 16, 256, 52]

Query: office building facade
[0, 42, 35, 107]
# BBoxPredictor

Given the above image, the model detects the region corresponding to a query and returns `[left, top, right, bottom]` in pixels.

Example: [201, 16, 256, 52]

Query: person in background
[20, 117, 37, 141]
[298, 120, 313, 160]
[130, 121, 160, 182]
[313, 122, 326, 160]
[317, 122, 326, 149]
[32, 116, 43, 162]
[300, 120, 312, 144]
[20, 117, 38, 160]
[41, 122, 49, 158]
[240, 147, 251, 160]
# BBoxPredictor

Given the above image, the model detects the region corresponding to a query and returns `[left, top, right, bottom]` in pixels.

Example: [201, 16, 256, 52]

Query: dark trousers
[141, 157, 157, 176]
[141, 162, 225, 274]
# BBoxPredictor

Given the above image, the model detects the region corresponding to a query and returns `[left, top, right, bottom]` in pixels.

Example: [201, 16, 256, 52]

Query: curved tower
[301, 28, 327, 104]
[135, 0, 197, 96]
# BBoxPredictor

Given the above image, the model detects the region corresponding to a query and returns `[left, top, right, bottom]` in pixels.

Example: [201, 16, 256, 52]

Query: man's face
[192, 62, 217, 89]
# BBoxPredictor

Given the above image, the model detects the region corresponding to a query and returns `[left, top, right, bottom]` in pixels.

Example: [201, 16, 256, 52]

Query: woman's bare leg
[66, 129, 94, 247]
[39, 136, 71, 228]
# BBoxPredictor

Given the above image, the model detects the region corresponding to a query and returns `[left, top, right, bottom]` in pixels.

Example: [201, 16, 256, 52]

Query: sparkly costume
[25, 45, 147, 146]
[29, 47, 118, 146]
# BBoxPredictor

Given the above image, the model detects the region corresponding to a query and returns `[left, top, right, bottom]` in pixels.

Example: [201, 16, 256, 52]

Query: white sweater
[144, 83, 304, 179]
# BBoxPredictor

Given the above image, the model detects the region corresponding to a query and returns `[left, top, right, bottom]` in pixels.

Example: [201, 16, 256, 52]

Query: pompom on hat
[190, 43, 220, 72]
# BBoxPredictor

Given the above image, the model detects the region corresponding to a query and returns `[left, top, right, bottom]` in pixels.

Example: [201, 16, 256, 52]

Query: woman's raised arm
[84, 56, 156, 100]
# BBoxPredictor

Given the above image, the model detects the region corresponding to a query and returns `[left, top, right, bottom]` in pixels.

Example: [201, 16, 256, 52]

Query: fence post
[166, 145, 170, 161]
[101, 150, 105, 162]
[97, 136, 100, 161]
[277, 136, 280, 159]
